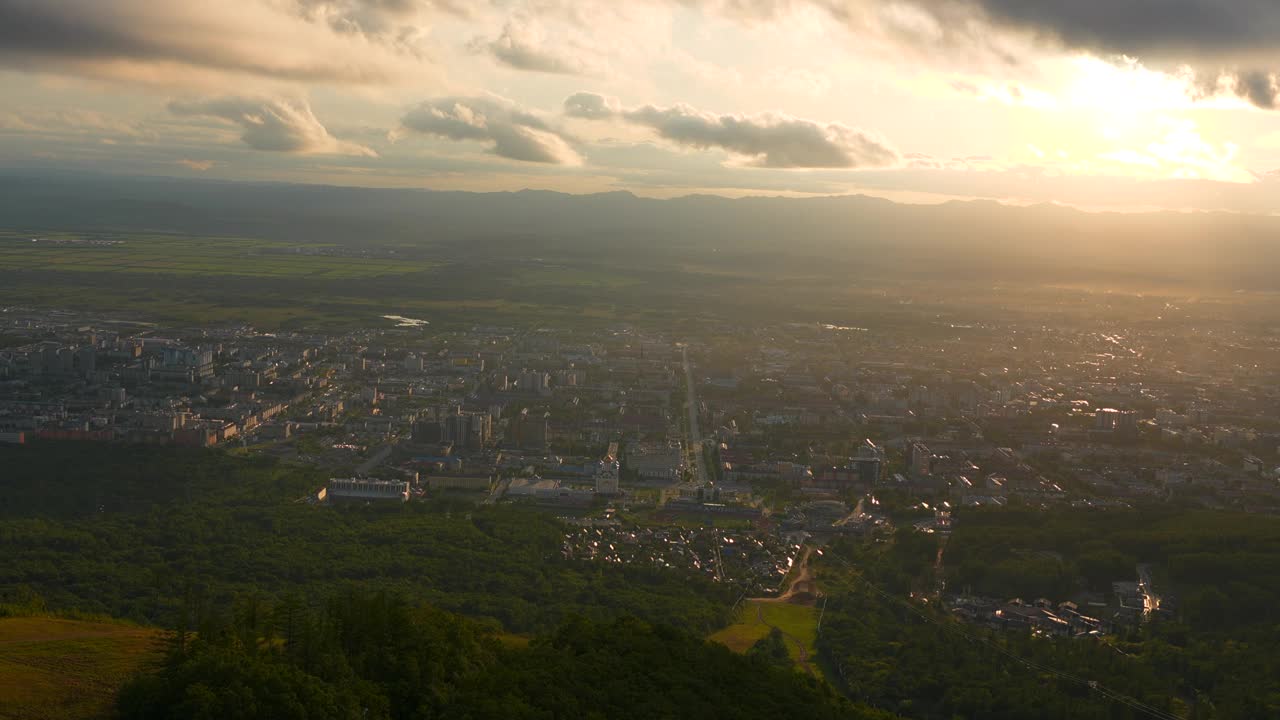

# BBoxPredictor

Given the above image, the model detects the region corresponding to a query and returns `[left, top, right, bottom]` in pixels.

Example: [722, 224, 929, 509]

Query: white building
[325, 478, 410, 502]
[595, 458, 621, 495]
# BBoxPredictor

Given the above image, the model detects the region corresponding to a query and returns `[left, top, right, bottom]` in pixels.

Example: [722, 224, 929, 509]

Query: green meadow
[0, 232, 434, 280]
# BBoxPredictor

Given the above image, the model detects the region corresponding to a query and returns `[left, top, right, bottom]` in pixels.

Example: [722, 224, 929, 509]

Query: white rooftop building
[325, 478, 410, 503]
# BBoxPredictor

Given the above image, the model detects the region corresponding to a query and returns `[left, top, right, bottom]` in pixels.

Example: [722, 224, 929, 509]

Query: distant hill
[0, 170, 1277, 290]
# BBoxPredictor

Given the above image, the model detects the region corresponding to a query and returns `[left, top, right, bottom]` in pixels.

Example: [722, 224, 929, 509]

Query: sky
[2, 0, 1280, 212]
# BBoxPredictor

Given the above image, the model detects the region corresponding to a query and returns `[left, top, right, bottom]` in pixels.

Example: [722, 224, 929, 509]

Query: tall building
[447, 411, 492, 450]
[909, 442, 933, 477]
[594, 457, 621, 495]
[161, 347, 214, 380]
[75, 346, 96, 378]
[510, 408, 550, 450]
[1095, 408, 1138, 435]
[518, 370, 551, 395]
[414, 408, 492, 450]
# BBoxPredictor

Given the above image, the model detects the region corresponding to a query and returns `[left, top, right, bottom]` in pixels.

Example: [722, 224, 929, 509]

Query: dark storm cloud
[686, 0, 1280, 108]
[944, 0, 1280, 56]
[956, 0, 1280, 107]
[1234, 70, 1278, 109]
[890, 0, 1280, 107]
[0, 0, 415, 83]
[0, 0, 163, 61]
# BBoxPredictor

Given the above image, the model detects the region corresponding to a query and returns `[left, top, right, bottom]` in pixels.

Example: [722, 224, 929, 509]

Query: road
[771, 545, 818, 602]
[356, 443, 394, 475]
[680, 345, 708, 485]
[1137, 563, 1161, 615]
[484, 477, 512, 505]
[834, 496, 867, 526]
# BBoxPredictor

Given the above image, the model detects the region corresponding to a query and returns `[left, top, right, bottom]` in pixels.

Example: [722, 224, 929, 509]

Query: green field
[0, 226, 873, 331]
[709, 600, 819, 667]
[0, 229, 654, 329]
[0, 232, 435, 280]
[708, 602, 773, 652]
[0, 616, 163, 720]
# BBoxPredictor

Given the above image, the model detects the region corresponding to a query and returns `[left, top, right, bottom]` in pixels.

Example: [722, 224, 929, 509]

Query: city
[5, 0, 1280, 716]
[4, 296, 1276, 650]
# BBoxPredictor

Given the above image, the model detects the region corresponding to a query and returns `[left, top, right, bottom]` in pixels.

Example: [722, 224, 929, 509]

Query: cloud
[778, 0, 1280, 108]
[922, 0, 1280, 107]
[0, 109, 147, 138]
[1235, 70, 1278, 109]
[1097, 116, 1251, 183]
[0, 0, 436, 85]
[926, 0, 1280, 57]
[177, 159, 216, 171]
[289, 0, 464, 51]
[565, 92, 898, 169]
[168, 97, 376, 156]
[662, 1, 1280, 108]
[476, 18, 598, 75]
[563, 92, 622, 119]
[399, 96, 581, 164]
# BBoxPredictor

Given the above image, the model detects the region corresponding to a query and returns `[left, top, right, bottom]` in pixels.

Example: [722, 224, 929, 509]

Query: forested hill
[0, 444, 733, 634]
[2, 171, 1278, 290]
[117, 591, 896, 720]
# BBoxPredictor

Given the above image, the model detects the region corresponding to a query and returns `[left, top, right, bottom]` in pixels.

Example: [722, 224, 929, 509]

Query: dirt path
[933, 534, 948, 595]
[754, 603, 816, 678]
[748, 545, 824, 678]
[761, 545, 819, 605]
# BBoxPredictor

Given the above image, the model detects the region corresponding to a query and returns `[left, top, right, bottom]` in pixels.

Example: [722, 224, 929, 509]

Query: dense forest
[9, 443, 1280, 718]
[814, 518, 1280, 719]
[945, 508, 1280, 629]
[116, 590, 892, 719]
[0, 444, 731, 633]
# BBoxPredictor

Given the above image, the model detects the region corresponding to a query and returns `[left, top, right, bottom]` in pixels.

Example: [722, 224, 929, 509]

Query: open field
[708, 602, 774, 653]
[7, 222, 1265, 333]
[709, 600, 819, 666]
[0, 228, 676, 329]
[0, 232, 435, 280]
[0, 615, 164, 720]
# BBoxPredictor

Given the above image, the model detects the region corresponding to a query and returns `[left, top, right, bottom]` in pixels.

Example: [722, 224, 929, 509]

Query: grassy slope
[707, 602, 773, 653]
[0, 616, 164, 720]
[708, 600, 819, 664]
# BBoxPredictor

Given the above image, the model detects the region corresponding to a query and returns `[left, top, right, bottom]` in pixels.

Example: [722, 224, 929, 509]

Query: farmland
[0, 232, 434, 280]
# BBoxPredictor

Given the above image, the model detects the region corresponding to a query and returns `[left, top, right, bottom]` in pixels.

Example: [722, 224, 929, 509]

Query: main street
[681, 344, 708, 486]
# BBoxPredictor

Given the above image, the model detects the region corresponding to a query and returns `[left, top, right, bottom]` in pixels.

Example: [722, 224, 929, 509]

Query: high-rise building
[909, 442, 933, 477]
[415, 408, 492, 450]
[75, 346, 96, 378]
[595, 457, 621, 495]
[518, 370, 551, 395]
[511, 408, 550, 450]
[1095, 408, 1138, 434]
[161, 347, 214, 380]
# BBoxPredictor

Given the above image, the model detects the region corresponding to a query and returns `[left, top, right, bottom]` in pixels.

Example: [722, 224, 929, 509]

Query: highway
[681, 345, 708, 485]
